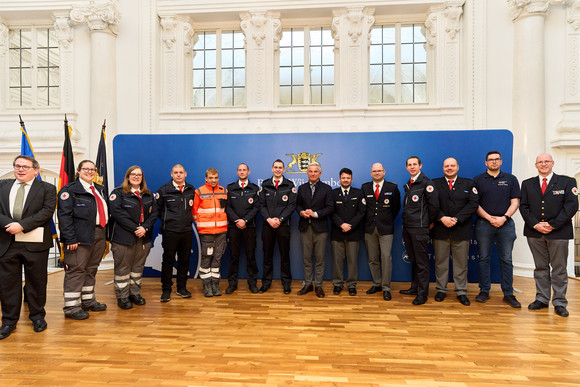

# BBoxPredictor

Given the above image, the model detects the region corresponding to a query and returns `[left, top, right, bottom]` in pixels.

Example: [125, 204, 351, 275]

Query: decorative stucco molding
[444, 0, 465, 39]
[53, 16, 73, 49]
[0, 22, 8, 56]
[70, 0, 121, 35]
[160, 16, 177, 49]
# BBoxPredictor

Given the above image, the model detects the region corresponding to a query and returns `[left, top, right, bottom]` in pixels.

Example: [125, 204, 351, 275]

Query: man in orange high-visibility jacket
[193, 168, 228, 297]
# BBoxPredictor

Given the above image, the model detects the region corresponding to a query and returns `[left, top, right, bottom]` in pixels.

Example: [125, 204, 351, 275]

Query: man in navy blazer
[0, 155, 56, 340]
[296, 163, 334, 298]
[520, 153, 579, 317]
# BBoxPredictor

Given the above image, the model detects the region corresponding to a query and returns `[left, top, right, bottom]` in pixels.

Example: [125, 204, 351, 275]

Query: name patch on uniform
[200, 194, 212, 199]
[385, 192, 392, 195]
[282, 195, 288, 202]
[60, 192, 70, 200]
[498, 181, 509, 186]
[109, 193, 117, 201]
[426, 185, 434, 192]
[366, 194, 374, 198]
[552, 190, 565, 195]
[412, 194, 419, 202]
[336, 201, 343, 204]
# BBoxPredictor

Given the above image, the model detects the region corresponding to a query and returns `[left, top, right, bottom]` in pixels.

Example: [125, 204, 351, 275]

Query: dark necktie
[311, 183, 316, 197]
[343, 189, 349, 202]
[90, 186, 107, 227]
[541, 177, 547, 194]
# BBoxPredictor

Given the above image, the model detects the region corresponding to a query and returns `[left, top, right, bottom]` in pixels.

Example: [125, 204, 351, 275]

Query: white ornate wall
[0, 0, 579, 277]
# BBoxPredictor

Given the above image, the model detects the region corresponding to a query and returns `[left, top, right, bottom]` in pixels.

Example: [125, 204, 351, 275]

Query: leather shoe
[160, 290, 171, 302]
[259, 285, 270, 293]
[333, 286, 343, 295]
[383, 291, 392, 301]
[348, 288, 357, 296]
[117, 298, 133, 310]
[176, 288, 192, 298]
[225, 285, 237, 294]
[66, 310, 89, 320]
[83, 302, 107, 312]
[412, 296, 427, 305]
[457, 295, 471, 306]
[297, 284, 314, 295]
[129, 294, 146, 305]
[555, 305, 569, 317]
[475, 292, 490, 303]
[399, 288, 418, 295]
[0, 324, 15, 340]
[33, 319, 47, 333]
[315, 286, 325, 298]
[434, 291, 446, 302]
[503, 295, 521, 308]
[283, 286, 291, 294]
[366, 286, 381, 294]
[249, 284, 259, 294]
[528, 300, 549, 310]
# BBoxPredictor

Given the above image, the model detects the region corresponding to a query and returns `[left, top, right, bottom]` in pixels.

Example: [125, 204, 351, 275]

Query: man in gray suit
[0, 155, 56, 339]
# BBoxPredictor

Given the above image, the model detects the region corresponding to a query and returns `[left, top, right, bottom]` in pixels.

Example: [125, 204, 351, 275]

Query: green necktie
[13, 182, 26, 221]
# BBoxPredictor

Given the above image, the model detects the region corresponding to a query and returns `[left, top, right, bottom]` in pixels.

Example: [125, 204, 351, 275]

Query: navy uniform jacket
[108, 187, 158, 245]
[431, 176, 478, 241]
[226, 181, 260, 227]
[57, 179, 107, 246]
[403, 173, 439, 228]
[259, 177, 296, 225]
[0, 178, 56, 256]
[361, 181, 401, 235]
[155, 180, 195, 233]
[296, 180, 334, 233]
[520, 173, 579, 240]
[330, 186, 365, 242]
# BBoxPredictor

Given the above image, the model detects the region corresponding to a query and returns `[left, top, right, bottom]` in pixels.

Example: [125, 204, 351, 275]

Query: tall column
[332, 7, 375, 109]
[53, 13, 74, 113]
[240, 11, 280, 110]
[0, 19, 8, 110]
[71, 0, 121, 160]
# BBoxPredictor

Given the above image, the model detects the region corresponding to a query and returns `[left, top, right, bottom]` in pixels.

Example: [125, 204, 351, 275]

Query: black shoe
[66, 310, 90, 320]
[555, 305, 569, 317]
[0, 324, 15, 340]
[83, 302, 107, 312]
[283, 286, 291, 294]
[366, 286, 381, 294]
[315, 286, 325, 298]
[160, 290, 171, 302]
[259, 285, 270, 293]
[528, 300, 549, 310]
[249, 284, 259, 294]
[33, 319, 47, 333]
[176, 288, 192, 298]
[434, 292, 446, 302]
[203, 284, 213, 297]
[333, 286, 343, 295]
[399, 288, 418, 295]
[297, 284, 314, 295]
[349, 288, 357, 296]
[457, 295, 471, 306]
[117, 298, 133, 309]
[503, 295, 521, 308]
[212, 283, 222, 297]
[225, 285, 237, 294]
[475, 292, 490, 303]
[129, 294, 146, 305]
[412, 296, 427, 305]
[383, 291, 392, 301]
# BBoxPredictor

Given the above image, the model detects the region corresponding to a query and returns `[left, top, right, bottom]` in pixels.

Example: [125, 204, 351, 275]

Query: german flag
[58, 114, 75, 191]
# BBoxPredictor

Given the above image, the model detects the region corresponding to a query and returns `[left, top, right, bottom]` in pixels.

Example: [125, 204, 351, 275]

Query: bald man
[360, 163, 401, 301]
[431, 157, 478, 306]
[520, 153, 578, 317]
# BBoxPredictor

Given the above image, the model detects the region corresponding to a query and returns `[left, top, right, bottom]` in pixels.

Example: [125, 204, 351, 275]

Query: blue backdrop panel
[113, 130, 513, 284]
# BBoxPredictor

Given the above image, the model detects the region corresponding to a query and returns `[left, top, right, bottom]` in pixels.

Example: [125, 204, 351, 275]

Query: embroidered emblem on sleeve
[292, 187, 297, 193]
[248, 198, 254, 204]
[282, 195, 288, 202]
[384, 199, 390, 204]
[412, 195, 419, 202]
[154, 192, 160, 199]
[426, 185, 434, 193]
[472, 187, 478, 194]
[60, 192, 70, 200]
[109, 193, 117, 201]
[189, 199, 194, 206]
[362, 198, 366, 205]
[572, 187, 578, 196]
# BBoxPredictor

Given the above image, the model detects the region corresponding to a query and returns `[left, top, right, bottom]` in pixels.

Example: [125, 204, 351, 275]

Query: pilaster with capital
[240, 11, 280, 109]
[332, 7, 374, 109]
[53, 14, 74, 111]
[0, 21, 7, 57]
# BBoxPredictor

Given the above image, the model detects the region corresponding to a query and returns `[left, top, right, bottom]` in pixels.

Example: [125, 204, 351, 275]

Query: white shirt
[445, 177, 457, 188]
[272, 176, 284, 186]
[539, 173, 553, 188]
[372, 180, 384, 193]
[172, 180, 185, 191]
[239, 180, 249, 188]
[410, 172, 421, 183]
[79, 178, 109, 225]
[9, 179, 33, 218]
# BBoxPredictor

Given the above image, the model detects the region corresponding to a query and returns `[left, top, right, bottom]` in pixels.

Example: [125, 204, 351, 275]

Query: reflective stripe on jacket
[193, 183, 228, 234]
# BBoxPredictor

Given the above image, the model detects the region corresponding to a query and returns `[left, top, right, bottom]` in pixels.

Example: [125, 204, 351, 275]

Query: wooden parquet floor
[1, 270, 579, 386]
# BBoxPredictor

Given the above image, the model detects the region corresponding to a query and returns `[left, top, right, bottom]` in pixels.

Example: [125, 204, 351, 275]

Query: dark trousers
[161, 230, 193, 291]
[261, 223, 292, 287]
[227, 226, 258, 287]
[0, 242, 49, 325]
[402, 227, 431, 298]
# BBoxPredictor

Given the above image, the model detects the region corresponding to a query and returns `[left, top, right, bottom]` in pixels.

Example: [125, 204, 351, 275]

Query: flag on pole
[58, 114, 75, 191]
[94, 119, 109, 196]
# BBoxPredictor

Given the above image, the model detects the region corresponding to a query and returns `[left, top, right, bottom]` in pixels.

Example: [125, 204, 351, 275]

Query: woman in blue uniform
[108, 165, 158, 309]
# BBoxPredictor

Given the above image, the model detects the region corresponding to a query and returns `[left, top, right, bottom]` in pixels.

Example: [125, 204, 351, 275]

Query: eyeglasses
[535, 161, 553, 165]
[14, 164, 33, 171]
[81, 168, 96, 173]
[486, 158, 501, 162]
[129, 173, 143, 178]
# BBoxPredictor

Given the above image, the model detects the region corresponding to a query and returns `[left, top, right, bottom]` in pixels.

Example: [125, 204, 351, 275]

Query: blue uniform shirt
[473, 170, 520, 217]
